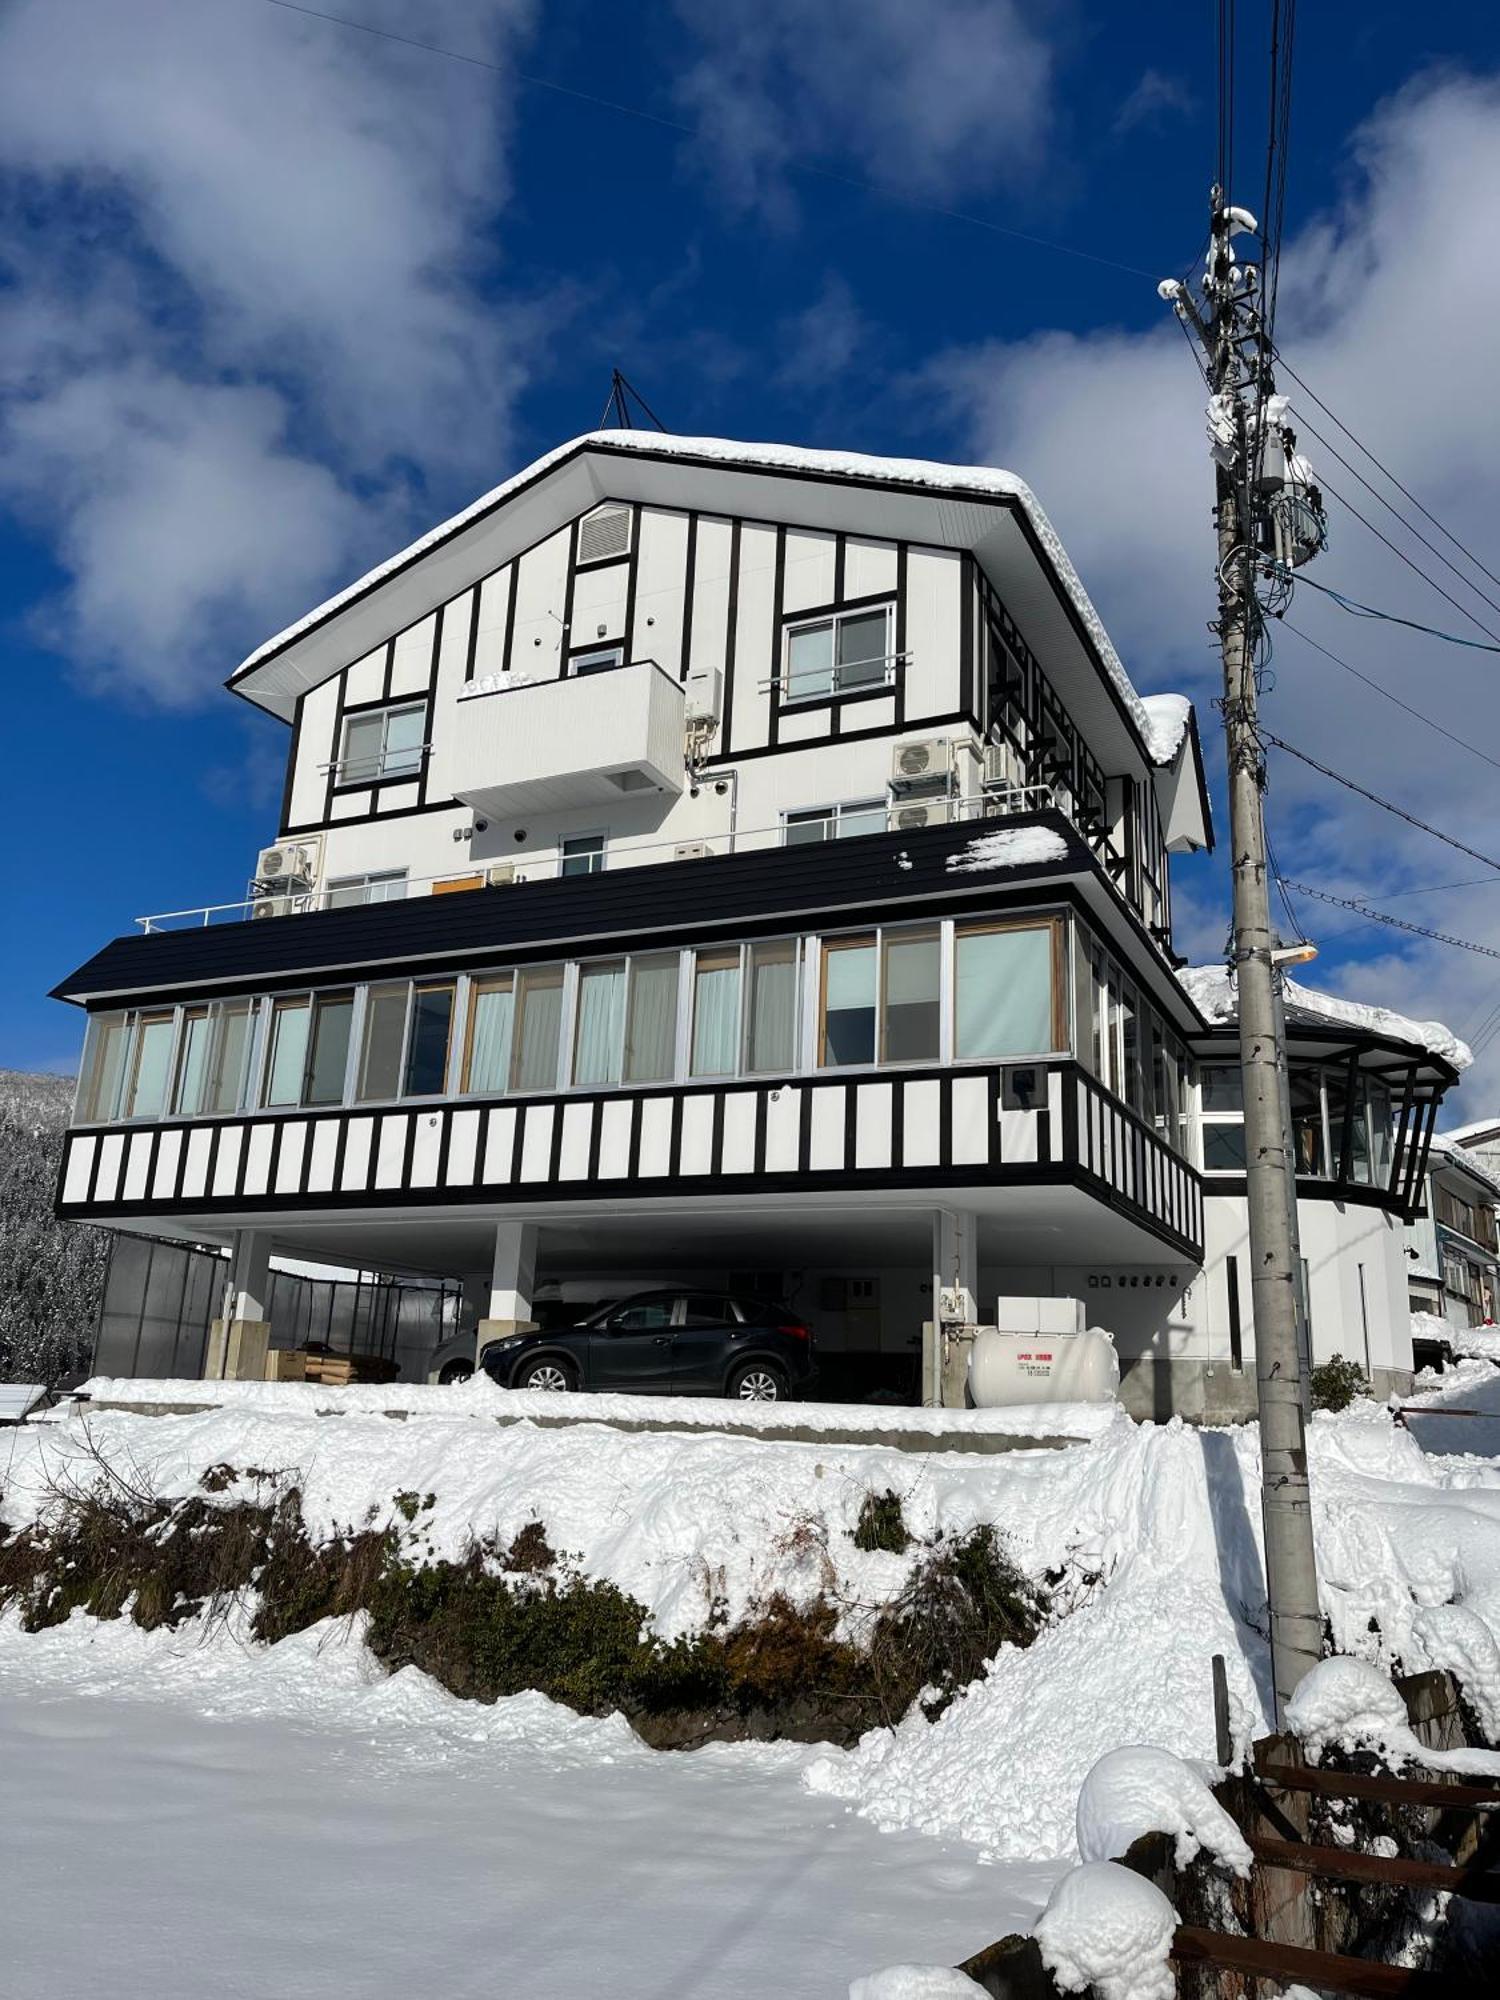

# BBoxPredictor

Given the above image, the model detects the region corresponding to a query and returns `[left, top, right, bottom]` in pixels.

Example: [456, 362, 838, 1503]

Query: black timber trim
[1203, 1172, 1418, 1220]
[464, 580, 483, 683]
[721, 518, 742, 755]
[680, 512, 698, 683]
[224, 438, 1165, 771]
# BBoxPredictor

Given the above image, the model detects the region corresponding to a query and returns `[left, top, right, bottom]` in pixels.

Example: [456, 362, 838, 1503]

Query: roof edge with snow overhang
[1178, 962, 1472, 1073]
[226, 431, 1190, 776]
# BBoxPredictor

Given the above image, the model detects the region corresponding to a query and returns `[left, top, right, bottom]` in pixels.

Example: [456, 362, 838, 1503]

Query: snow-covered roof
[1441, 1116, 1500, 1148]
[1178, 963, 1472, 1071]
[1428, 1133, 1500, 1200]
[1138, 692, 1193, 767]
[230, 430, 1176, 762]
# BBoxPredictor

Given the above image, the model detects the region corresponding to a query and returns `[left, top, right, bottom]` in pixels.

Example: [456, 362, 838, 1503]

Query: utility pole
[1163, 194, 1323, 1721]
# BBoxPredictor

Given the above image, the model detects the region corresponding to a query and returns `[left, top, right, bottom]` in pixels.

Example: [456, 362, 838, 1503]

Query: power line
[1279, 620, 1500, 775]
[260, 0, 1164, 283]
[1274, 347, 1500, 598]
[1286, 570, 1500, 654]
[1261, 729, 1500, 875]
[1280, 882, 1500, 962]
[1315, 477, 1500, 647]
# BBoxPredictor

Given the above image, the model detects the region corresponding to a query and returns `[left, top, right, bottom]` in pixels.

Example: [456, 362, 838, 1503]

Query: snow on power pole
[1162, 195, 1325, 1721]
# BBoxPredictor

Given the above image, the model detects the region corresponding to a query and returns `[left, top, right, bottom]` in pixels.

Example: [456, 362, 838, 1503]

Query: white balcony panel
[519, 1105, 555, 1182]
[276, 1122, 308, 1194]
[122, 1133, 153, 1204]
[307, 1119, 341, 1193]
[855, 1083, 893, 1170]
[341, 1117, 374, 1192]
[452, 660, 686, 817]
[95, 1133, 125, 1203]
[720, 1091, 757, 1174]
[809, 1087, 845, 1171]
[151, 1130, 183, 1200]
[483, 1108, 516, 1184]
[952, 1077, 990, 1166]
[598, 1099, 632, 1178]
[182, 1127, 212, 1199]
[62, 1136, 97, 1206]
[375, 1115, 408, 1190]
[211, 1128, 243, 1198]
[410, 1115, 442, 1188]
[764, 1088, 800, 1173]
[679, 1094, 714, 1175]
[445, 1109, 480, 1186]
[559, 1102, 593, 1181]
[902, 1081, 941, 1167]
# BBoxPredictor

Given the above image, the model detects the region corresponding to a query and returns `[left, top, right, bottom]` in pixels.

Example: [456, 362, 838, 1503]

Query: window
[784, 799, 887, 845]
[404, 986, 454, 1096]
[684, 1295, 739, 1325]
[352, 982, 453, 1101]
[124, 1014, 175, 1120]
[463, 977, 514, 1095]
[358, 985, 409, 1101]
[511, 966, 565, 1092]
[624, 954, 678, 1083]
[325, 871, 407, 909]
[574, 961, 626, 1087]
[954, 924, 1055, 1060]
[821, 936, 877, 1067]
[77, 1014, 129, 1123]
[185, 1001, 252, 1116]
[263, 994, 353, 1108]
[881, 929, 940, 1063]
[691, 949, 742, 1077]
[783, 605, 893, 703]
[605, 1297, 673, 1330]
[744, 942, 799, 1074]
[1200, 1064, 1246, 1173]
[568, 646, 624, 676]
[561, 834, 606, 878]
[337, 704, 425, 786]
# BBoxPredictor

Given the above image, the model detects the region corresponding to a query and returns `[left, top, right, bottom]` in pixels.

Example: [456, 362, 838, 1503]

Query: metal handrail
[134, 788, 1072, 932]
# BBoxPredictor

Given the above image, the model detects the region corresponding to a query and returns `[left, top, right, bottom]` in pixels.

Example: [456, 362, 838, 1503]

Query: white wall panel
[809, 1086, 845, 1170]
[844, 538, 898, 599]
[275, 1122, 307, 1193]
[341, 1116, 373, 1191]
[632, 509, 689, 676]
[720, 1091, 756, 1173]
[388, 615, 434, 698]
[289, 679, 339, 828]
[570, 561, 629, 641]
[764, 1088, 800, 1172]
[306, 1119, 340, 1193]
[508, 527, 571, 679]
[637, 1097, 673, 1176]
[63, 1136, 97, 1206]
[241, 1123, 276, 1197]
[902, 1081, 941, 1166]
[151, 1129, 183, 1200]
[731, 523, 777, 752]
[211, 1128, 243, 1197]
[597, 1099, 632, 1178]
[855, 1083, 893, 1170]
[677, 1094, 714, 1175]
[122, 1132, 153, 1203]
[782, 530, 836, 614]
[904, 547, 961, 719]
[1000, 1107, 1039, 1164]
[559, 1102, 592, 1181]
[409, 1113, 442, 1188]
[375, 1114, 408, 1190]
[344, 646, 386, 706]
[445, 1108, 480, 1186]
[181, 1127, 212, 1199]
[519, 1104, 555, 1181]
[951, 1077, 989, 1165]
[483, 1108, 516, 1183]
[94, 1132, 125, 1202]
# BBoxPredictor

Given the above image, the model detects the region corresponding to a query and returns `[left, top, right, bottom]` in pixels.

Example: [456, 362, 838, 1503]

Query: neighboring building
[1406, 1134, 1500, 1330]
[49, 431, 1460, 1414]
[1441, 1115, 1500, 1187]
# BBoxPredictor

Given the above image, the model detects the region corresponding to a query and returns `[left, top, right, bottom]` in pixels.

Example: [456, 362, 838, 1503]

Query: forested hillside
[0, 1071, 107, 1385]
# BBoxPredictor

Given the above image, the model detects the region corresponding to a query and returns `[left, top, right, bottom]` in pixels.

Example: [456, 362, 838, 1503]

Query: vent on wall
[578, 502, 632, 564]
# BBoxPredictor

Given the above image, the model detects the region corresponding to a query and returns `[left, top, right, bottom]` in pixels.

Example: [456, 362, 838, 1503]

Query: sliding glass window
[574, 962, 627, 1087]
[953, 924, 1055, 1060]
[744, 942, 799, 1073]
[358, 985, 409, 1101]
[511, 967, 564, 1092]
[463, 977, 514, 1094]
[821, 936, 877, 1067]
[881, 929, 940, 1063]
[124, 1014, 176, 1120]
[624, 954, 678, 1082]
[691, 950, 742, 1077]
[404, 985, 454, 1096]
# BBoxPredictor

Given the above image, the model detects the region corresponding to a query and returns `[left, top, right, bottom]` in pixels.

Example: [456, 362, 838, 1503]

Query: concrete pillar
[205, 1229, 273, 1381]
[925, 1209, 980, 1408]
[477, 1221, 539, 1345]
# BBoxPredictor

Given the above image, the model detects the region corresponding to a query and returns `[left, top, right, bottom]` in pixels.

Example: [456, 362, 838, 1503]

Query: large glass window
[123, 1014, 176, 1120]
[265, 999, 311, 1107]
[822, 936, 877, 1067]
[173, 1009, 210, 1117]
[188, 1001, 253, 1117]
[404, 986, 455, 1096]
[954, 925, 1054, 1060]
[512, 967, 564, 1092]
[325, 871, 407, 909]
[882, 929, 940, 1062]
[78, 1014, 129, 1123]
[574, 961, 626, 1086]
[464, 977, 514, 1094]
[745, 942, 799, 1073]
[561, 834, 606, 878]
[1289, 1069, 1328, 1177]
[691, 950, 742, 1077]
[338, 703, 425, 786]
[307, 996, 355, 1104]
[624, 954, 679, 1082]
[783, 605, 892, 702]
[358, 985, 410, 1101]
[784, 799, 887, 845]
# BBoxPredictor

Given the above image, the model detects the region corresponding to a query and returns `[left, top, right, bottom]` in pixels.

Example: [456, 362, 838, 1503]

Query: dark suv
[478, 1289, 816, 1402]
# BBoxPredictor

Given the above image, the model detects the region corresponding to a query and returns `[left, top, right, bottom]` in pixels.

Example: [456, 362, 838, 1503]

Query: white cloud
[0, 0, 540, 703]
[1113, 69, 1194, 137]
[931, 68, 1500, 1110]
[774, 274, 870, 393]
[673, 0, 1054, 219]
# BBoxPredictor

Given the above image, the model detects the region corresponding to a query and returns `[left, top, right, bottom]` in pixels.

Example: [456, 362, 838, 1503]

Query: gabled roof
[225, 431, 1199, 789]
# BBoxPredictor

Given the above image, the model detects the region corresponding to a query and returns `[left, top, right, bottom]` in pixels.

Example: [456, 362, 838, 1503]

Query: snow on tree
[0, 1070, 109, 1387]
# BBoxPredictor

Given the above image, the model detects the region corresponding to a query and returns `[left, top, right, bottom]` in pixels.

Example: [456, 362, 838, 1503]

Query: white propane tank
[967, 1325, 1120, 1409]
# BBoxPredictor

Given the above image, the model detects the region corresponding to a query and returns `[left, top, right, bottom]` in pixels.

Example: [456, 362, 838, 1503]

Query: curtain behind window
[746, 943, 798, 1072]
[692, 951, 741, 1075]
[575, 963, 626, 1086]
[466, 982, 513, 1094]
[625, 955, 678, 1081]
[955, 928, 1053, 1059]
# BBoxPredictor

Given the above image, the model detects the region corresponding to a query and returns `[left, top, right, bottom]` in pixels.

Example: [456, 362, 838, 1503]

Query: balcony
[447, 656, 686, 818]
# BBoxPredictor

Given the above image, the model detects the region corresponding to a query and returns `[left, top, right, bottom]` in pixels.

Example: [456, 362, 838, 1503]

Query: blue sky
[4, 0, 1500, 1100]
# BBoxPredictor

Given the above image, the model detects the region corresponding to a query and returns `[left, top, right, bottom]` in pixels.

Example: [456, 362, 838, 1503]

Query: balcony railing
[133, 788, 1068, 932]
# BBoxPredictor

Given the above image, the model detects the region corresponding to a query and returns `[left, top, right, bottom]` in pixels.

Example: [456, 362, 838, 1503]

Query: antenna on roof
[599, 368, 670, 433]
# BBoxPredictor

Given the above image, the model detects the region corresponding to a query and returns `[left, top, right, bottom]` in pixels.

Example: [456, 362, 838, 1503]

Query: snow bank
[943, 829, 1070, 874]
[848, 1969, 987, 1999]
[75, 1374, 1118, 1440]
[1286, 1656, 1500, 1776]
[1033, 1862, 1177, 2000]
[1138, 693, 1192, 767]
[1075, 1746, 1251, 1874]
[1450, 1326, 1500, 1367]
[1178, 963, 1472, 1070]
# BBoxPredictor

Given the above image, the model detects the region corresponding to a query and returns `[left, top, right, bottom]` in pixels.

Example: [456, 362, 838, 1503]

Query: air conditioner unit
[254, 836, 320, 888]
[982, 743, 1022, 790]
[685, 665, 723, 723]
[890, 738, 951, 790]
[251, 896, 293, 920]
[674, 841, 712, 861]
[890, 798, 952, 834]
[485, 863, 518, 887]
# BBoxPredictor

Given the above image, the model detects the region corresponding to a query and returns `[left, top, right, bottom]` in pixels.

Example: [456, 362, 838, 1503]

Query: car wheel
[517, 1358, 575, 1393]
[728, 1362, 786, 1403]
[438, 1358, 474, 1385]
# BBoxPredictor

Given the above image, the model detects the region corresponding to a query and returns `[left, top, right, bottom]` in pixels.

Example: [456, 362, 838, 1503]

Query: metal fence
[92, 1234, 457, 1382]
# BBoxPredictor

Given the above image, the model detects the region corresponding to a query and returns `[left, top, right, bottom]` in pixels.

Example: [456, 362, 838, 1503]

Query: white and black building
[52, 432, 1459, 1412]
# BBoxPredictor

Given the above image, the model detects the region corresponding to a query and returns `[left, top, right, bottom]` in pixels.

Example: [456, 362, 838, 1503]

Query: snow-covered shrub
[1310, 1355, 1371, 1412]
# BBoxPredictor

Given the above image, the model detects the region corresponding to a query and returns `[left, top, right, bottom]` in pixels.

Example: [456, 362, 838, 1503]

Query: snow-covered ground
[3, 1376, 1499, 1995]
[0, 1616, 1059, 2000]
